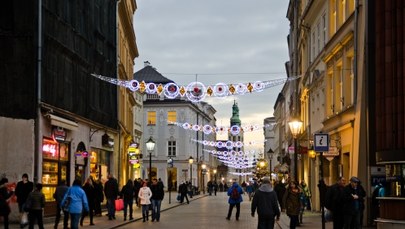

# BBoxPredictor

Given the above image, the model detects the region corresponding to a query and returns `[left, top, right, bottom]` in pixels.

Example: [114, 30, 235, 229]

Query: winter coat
[251, 183, 281, 219]
[15, 181, 34, 205]
[138, 187, 152, 205]
[61, 185, 89, 214]
[0, 186, 13, 216]
[121, 183, 134, 202]
[27, 190, 45, 210]
[150, 183, 164, 200]
[82, 183, 95, 207]
[104, 178, 119, 199]
[227, 183, 243, 204]
[53, 184, 69, 205]
[283, 188, 301, 216]
[342, 184, 366, 216]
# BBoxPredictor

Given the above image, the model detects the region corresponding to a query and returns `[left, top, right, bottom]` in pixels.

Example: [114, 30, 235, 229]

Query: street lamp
[288, 117, 303, 181]
[188, 156, 194, 185]
[267, 148, 274, 175]
[213, 169, 217, 182]
[201, 164, 206, 194]
[146, 136, 156, 182]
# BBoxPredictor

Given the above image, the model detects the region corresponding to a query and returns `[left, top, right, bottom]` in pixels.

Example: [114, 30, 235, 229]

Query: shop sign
[52, 127, 66, 142]
[43, 142, 58, 157]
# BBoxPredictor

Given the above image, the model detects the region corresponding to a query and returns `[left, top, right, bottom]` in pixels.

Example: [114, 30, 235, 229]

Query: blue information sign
[314, 134, 329, 152]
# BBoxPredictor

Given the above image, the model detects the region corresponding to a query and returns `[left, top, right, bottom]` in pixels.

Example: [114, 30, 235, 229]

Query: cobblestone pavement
[7, 191, 375, 229]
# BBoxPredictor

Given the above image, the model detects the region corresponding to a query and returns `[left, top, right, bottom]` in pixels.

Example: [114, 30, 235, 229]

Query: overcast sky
[134, 0, 290, 153]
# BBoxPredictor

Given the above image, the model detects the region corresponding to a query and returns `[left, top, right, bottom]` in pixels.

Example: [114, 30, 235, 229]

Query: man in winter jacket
[251, 177, 280, 229]
[15, 173, 34, 228]
[226, 179, 244, 221]
[104, 174, 119, 220]
[150, 178, 164, 222]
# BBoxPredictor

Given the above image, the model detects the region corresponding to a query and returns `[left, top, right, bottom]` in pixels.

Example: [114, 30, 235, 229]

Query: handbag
[23, 196, 32, 212]
[62, 188, 72, 212]
[115, 199, 124, 211]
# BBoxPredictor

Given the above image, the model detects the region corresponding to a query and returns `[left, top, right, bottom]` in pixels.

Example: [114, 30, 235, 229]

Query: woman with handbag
[80, 177, 95, 226]
[62, 179, 89, 229]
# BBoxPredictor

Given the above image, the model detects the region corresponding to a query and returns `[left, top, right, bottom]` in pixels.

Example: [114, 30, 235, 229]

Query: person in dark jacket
[274, 180, 286, 210]
[53, 180, 69, 229]
[120, 179, 134, 221]
[178, 182, 189, 204]
[27, 183, 45, 229]
[0, 177, 14, 229]
[325, 176, 346, 229]
[15, 173, 34, 228]
[104, 174, 119, 220]
[226, 179, 244, 221]
[133, 178, 142, 207]
[80, 177, 95, 226]
[251, 177, 280, 229]
[150, 178, 164, 222]
[283, 180, 301, 229]
[342, 177, 366, 229]
[93, 178, 104, 216]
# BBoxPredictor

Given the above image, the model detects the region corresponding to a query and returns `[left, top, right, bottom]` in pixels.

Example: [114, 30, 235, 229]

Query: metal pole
[294, 137, 298, 180]
[149, 152, 152, 182]
[319, 151, 325, 229]
[168, 169, 171, 204]
[202, 171, 205, 194]
[190, 163, 192, 184]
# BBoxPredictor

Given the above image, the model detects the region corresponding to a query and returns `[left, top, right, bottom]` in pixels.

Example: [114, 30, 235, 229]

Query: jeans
[151, 199, 162, 221]
[289, 215, 299, 229]
[258, 218, 275, 229]
[141, 204, 149, 221]
[106, 198, 116, 219]
[343, 212, 361, 229]
[123, 199, 133, 219]
[70, 213, 81, 229]
[28, 210, 44, 229]
[226, 203, 240, 219]
[54, 205, 69, 229]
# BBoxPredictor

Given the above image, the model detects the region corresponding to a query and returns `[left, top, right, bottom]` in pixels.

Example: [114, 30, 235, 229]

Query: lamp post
[188, 156, 193, 185]
[201, 164, 206, 194]
[213, 169, 217, 182]
[167, 157, 173, 204]
[146, 136, 156, 182]
[267, 148, 274, 176]
[288, 117, 303, 181]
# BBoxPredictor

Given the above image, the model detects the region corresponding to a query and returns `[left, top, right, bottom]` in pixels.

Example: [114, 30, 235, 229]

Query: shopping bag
[21, 212, 28, 225]
[115, 199, 124, 211]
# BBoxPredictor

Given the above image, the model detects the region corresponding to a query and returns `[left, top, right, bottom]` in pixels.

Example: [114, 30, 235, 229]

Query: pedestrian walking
[150, 178, 164, 222]
[15, 173, 34, 228]
[104, 174, 119, 220]
[283, 180, 301, 229]
[138, 181, 152, 222]
[371, 182, 385, 224]
[325, 176, 346, 229]
[80, 177, 95, 226]
[246, 182, 255, 201]
[61, 179, 89, 229]
[93, 178, 104, 216]
[251, 177, 280, 229]
[226, 179, 243, 221]
[342, 177, 366, 229]
[178, 182, 189, 204]
[120, 179, 134, 221]
[26, 183, 45, 229]
[53, 180, 69, 229]
[134, 178, 142, 207]
[274, 180, 286, 210]
[0, 177, 14, 229]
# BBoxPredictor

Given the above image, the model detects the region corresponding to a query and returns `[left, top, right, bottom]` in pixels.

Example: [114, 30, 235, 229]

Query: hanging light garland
[229, 171, 253, 176]
[191, 139, 265, 149]
[170, 121, 274, 136]
[91, 73, 298, 103]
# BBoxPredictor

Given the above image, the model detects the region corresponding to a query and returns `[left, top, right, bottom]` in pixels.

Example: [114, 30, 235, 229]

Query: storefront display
[90, 148, 111, 181]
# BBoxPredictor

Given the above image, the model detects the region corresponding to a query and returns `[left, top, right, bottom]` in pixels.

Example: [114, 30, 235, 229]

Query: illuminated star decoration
[170, 121, 275, 136]
[91, 73, 299, 103]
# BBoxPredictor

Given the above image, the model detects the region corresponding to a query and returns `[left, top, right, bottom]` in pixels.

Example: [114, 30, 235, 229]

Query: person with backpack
[325, 176, 346, 229]
[226, 179, 243, 221]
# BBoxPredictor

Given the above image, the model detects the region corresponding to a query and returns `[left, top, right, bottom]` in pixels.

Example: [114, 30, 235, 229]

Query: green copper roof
[230, 101, 241, 126]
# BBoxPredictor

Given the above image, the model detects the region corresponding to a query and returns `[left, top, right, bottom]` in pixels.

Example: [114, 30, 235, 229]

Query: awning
[376, 149, 405, 164]
[48, 114, 78, 131]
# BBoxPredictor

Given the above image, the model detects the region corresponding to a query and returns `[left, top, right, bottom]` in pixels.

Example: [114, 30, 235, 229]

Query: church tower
[229, 101, 244, 153]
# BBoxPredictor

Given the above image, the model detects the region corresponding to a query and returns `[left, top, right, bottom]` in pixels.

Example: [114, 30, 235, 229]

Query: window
[147, 111, 156, 125]
[168, 111, 176, 124]
[168, 141, 176, 156]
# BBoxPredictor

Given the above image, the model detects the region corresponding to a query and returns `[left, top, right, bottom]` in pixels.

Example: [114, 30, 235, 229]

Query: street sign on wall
[314, 134, 329, 152]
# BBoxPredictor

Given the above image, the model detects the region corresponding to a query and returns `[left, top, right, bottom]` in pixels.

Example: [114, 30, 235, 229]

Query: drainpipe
[34, 0, 43, 183]
[116, 0, 121, 185]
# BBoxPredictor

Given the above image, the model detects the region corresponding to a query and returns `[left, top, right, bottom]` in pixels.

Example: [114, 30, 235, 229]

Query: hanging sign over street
[314, 134, 329, 152]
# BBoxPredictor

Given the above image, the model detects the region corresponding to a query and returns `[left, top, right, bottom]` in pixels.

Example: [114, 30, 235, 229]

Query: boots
[142, 213, 146, 222]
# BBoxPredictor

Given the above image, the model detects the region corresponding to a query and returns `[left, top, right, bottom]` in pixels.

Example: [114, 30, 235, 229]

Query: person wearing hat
[342, 176, 366, 229]
[251, 177, 280, 229]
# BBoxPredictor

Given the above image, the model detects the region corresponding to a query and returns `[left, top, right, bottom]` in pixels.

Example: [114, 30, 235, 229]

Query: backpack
[231, 187, 240, 200]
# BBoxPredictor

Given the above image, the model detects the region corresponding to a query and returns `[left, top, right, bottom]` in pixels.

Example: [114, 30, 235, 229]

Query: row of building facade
[263, 0, 405, 226]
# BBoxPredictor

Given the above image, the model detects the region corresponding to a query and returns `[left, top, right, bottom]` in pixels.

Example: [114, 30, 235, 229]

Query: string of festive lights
[229, 171, 253, 176]
[170, 121, 274, 136]
[91, 73, 299, 102]
[191, 139, 265, 149]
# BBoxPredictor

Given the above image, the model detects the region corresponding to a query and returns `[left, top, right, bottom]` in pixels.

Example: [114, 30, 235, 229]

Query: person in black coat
[178, 182, 189, 204]
[80, 177, 95, 226]
[0, 178, 14, 229]
[150, 178, 164, 222]
[274, 180, 286, 210]
[120, 179, 134, 221]
[104, 174, 119, 220]
[325, 176, 346, 229]
[15, 173, 34, 228]
[251, 177, 280, 229]
[342, 177, 366, 229]
[93, 178, 104, 216]
[53, 180, 69, 229]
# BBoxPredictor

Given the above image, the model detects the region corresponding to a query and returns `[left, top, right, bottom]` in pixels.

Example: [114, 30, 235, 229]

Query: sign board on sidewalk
[314, 134, 329, 152]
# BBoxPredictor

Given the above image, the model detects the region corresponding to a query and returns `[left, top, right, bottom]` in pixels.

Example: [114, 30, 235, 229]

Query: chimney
[144, 61, 151, 67]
